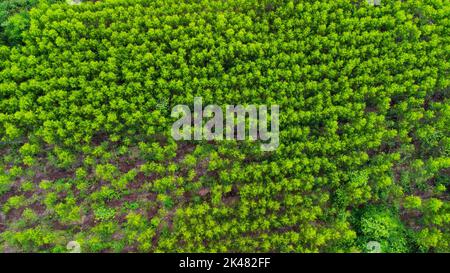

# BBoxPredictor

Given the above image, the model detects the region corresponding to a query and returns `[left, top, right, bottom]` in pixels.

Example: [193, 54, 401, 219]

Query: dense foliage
[0, 0, 66, 45]
[0, 0, 449, 252]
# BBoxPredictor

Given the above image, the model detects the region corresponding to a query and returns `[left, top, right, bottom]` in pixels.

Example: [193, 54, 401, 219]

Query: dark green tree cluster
[0, 0, 65, 45]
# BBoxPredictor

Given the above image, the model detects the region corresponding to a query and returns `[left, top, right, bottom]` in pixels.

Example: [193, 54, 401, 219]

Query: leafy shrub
[355, 206, 409, 253]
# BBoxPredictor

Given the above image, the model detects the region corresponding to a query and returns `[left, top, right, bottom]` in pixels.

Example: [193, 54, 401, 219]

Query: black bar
[0, 253, 446, 272]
